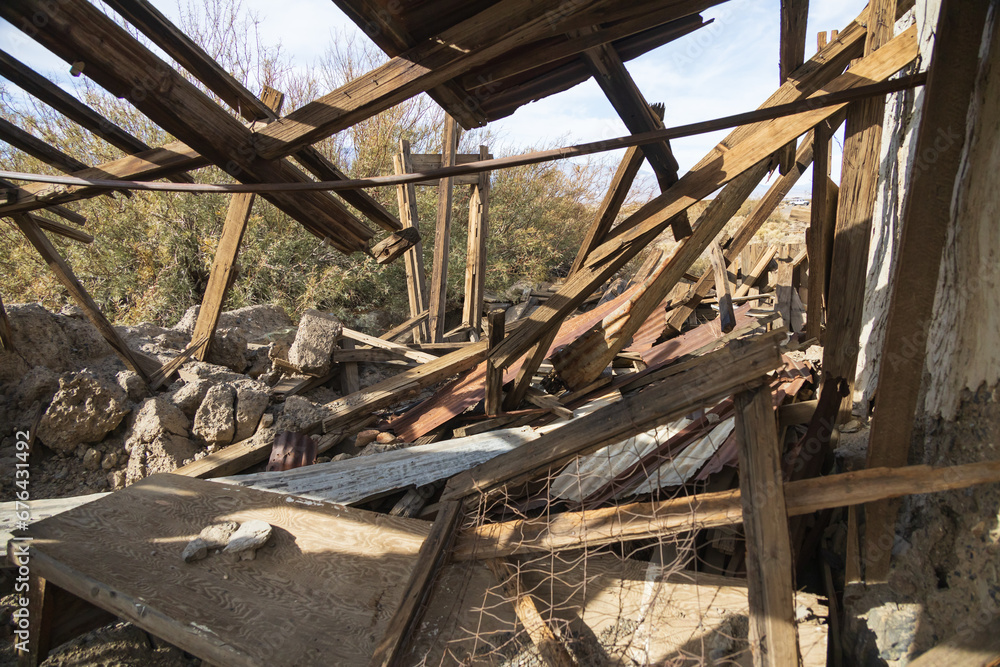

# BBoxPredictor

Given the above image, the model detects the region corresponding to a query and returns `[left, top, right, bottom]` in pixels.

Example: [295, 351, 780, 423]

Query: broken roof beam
[777, 0, 809, 174]
[444, 331, 785, 501]
[103, 0, 401, 232]
[251, 0, 726, 160]
[0, 48, 194, 185]
[487, 24, 918, 372]
[0, 116, 93, 176]
[0, 0, 374, 254]
[455, 460, 1000, 560]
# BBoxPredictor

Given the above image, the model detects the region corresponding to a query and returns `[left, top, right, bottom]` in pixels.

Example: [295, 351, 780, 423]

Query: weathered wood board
[10, 474, 431, 666]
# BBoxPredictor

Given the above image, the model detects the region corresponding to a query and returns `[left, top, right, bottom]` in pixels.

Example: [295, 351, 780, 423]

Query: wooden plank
[735, 247, 778, 299]
[342, 327, 439, 364]
[190, 87, 284, 362]
[569, 145, 645, 276]
[664, 132, 817, 333]
[369, 499, 462, 667]
[581, 42, 691, 239]
[19, 474, 430, 667]
[428, 114, 459, 342]
[372, 228, 421, 265]
[215, 427, 539, 504]
[863, 0, 991, 584]
[380, 310, 429, 342]
[11, 214, 158, 381]
[734, 384, 799, 667]
[821, 0, 898, 421]
[0, 116, 90, 174]
[444, 331, 785, 500]
[709, 240, 735, 333]
[0, 48, 190, 184]
[484, 309, 506, 417]
[488, 27, 919, 371]
[777, 0, 809, 173]
[550, 161, 769, 389]
[461, 145, 490, 333]
[0, 0, 373, 253]
[340, 338, 361, 395]
[408, 153, 493, 186]
[453, 459, 1000, 560]
[805, 114, 839, 340]
[322, 341, 490, 433]
[775, 244, 796, 332]
[485, 558, 575, 667]
[22, 213, 93, 244]
[394, 141, 431, 343]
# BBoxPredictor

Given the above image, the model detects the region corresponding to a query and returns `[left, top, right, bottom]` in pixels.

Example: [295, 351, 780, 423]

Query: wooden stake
[709, 240, 735, 333]
[461, 145, 490, 334]
[428, 114, 459, 342]
[485, 309, 506, 417]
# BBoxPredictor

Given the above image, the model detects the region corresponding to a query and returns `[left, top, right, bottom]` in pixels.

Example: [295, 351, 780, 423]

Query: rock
[207, 327, 250, 373]
[245, 345, 272, 379]
[287, 309, 343, 375]
[181, 538, 209, 563]
[108, 470, 126, 490]
[193, 384, 236, 444]
[116, 370, 149, 403]
[82, 447, 102, 471]
[199, 521, 239, 548]
[171, 305, 200, 334]
[176, 361, 246, 385]
[233, 382, 269, 442]
[276, 395, 326, 432]
[37, 372, 130, 454]
[166, 379, 211, 418]
[223, 520, 273, 554]
[126, 433, 198, 484]
[375, 431, 398, 444]
[13, 367, 60, 410]
[355, 430, 379, 449]
[132, 397, 190, 442]
[217, 305, 294, 344]
[101, 449, 120, 470]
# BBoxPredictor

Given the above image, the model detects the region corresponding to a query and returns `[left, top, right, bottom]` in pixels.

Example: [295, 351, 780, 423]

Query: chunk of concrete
[287, 309, 342, 375]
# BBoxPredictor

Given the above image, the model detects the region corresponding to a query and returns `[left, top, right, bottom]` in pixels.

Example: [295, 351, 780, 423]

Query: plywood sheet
[15, 474, 432, 666]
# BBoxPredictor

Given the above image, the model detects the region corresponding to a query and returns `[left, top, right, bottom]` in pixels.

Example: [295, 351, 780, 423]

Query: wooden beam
[0, 48, 190, 184]
[733, 248, 776, 298]
[339, 338, 361, 396]
[777, 0, 809, 174]
[502, 327, 559, 411]
[453, 459, 1000, 560]
[445, 331, 784, 500]
[804, 113, 842, 341]
[862, 0, 990, 584]
[485, 309, 506, 417]
[735, 384, 799, 667]
[488, 25, 918, 371]
[394, 141, 431, 343]
[485, 558, 576, 667]
[190, 87, 283, 361]
[22, 213, 94, 244]
[461, 145, 490, 334]
[372, 227, 421, 265]
[11, 214, 157, 381]
[551, 161, 769, 389]
[821, 0, 898, 421]
[342, 327, 439, 364]
[0, 116, 90, 174]
[0, 0, 374, 253]
[709, 240, 735, 332]
[429, 115, 459, 342]
[582, 43, 691, 240]
[369, 500, 463, 667]
[322, 341, 490, 433]
[380, 310, 429, 342]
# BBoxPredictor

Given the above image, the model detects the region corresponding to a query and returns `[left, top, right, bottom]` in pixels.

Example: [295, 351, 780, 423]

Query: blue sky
[0, 0, 867, 196]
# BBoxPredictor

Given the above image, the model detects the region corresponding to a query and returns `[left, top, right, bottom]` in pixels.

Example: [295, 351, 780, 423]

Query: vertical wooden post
[339, 338, 361, 396]
[821, 0, 896, 421]
[428, 114, 459, 343]
[777, 0, 809, 173]
[462, 145, 490, 336]
[805, 113, 840, 342]
[775, 243, 795, 332]
[394, 140, 430, 343]
[862, 0, 990, 584]
[735, 384, 800, 667]
[0, 292, 13, 352]
[709, 241, 735, 333]
[191, 86, 284, 360]
[485, 309, 506, 417]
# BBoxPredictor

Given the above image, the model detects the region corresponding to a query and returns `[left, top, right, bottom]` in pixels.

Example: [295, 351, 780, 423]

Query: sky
[0, 0, 868, 197]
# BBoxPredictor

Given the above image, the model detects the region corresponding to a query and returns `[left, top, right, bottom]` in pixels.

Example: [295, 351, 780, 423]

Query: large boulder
[287, 309, 342, 376]
[233, 381, 269, 442]
[37, 372, 130, 454]
[126, 433, 198, 485]
[166, 379, 211, 418]
[172, 304, 294, 344]
[131, 397, 190, 442]
[193, 384, 236, 444]
[206, 327, 250, 373]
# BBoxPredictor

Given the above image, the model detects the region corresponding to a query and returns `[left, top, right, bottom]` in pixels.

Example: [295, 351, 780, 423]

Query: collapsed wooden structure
[4, 0, 1000, 664]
